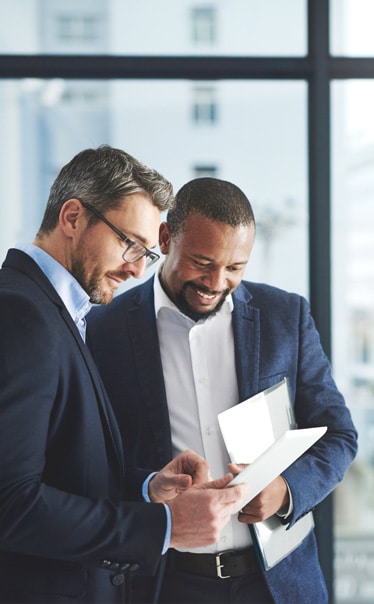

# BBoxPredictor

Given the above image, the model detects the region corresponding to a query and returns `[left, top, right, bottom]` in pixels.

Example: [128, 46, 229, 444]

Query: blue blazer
[88, 276, 358, 604]
[0, 251, 167, 604]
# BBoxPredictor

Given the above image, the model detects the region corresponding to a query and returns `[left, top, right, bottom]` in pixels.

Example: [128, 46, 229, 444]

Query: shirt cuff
[142, 472, 171, 555]
[276, 478, 294, 519]
[162, 504, 172, 554]
[142, 472, 156, 502]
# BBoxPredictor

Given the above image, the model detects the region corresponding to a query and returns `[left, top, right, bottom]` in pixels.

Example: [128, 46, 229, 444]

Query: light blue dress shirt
[16, 243, 91, 341]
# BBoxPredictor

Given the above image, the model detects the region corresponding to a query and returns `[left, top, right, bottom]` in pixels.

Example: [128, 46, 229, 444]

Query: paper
[227, 426, 327, 515]
[218, 378, 296, 464]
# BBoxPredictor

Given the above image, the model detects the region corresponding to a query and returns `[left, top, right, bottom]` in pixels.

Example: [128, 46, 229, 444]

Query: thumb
[228, 462, 248, 475]
[170, 473, 193, 493]
[200, 473, 234, 490]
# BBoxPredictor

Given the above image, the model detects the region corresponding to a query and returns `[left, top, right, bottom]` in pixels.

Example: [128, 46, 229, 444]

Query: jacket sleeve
[281, 296, 358, 527]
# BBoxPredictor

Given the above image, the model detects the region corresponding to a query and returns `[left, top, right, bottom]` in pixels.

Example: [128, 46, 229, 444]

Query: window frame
[1, 1, 373, 600]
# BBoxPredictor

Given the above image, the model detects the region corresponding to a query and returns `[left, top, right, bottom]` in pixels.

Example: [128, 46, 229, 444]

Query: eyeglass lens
[122, 245, 158, 267]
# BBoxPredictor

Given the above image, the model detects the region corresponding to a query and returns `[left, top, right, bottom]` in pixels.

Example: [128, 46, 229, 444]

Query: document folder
[219, 378, 327, 570]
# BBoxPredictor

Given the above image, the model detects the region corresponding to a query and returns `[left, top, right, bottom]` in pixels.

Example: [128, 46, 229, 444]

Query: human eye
[193, 259, 212, 269]
[118, 232, 134, 249]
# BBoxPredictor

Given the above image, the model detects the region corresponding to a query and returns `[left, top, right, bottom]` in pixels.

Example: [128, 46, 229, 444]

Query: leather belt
[170, 548, 259, 579]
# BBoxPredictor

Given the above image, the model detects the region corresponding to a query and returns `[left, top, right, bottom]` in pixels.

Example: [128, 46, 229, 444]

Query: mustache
[108, 271, 131, 282]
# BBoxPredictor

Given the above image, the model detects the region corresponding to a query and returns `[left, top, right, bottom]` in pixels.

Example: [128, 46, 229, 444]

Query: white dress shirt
[154, 269, 252, 553]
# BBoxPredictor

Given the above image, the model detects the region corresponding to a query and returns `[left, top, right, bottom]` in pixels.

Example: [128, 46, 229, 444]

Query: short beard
[71, 258, 109, 305]
[175, 282, 229, 322]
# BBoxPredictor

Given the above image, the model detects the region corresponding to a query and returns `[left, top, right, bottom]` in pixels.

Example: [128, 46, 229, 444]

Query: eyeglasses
[81, 201, 160, 268]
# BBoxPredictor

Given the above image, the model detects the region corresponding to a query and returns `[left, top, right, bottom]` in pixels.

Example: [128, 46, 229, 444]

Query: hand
[228, 463, 289, 524]
[149, 450, 211, 504]
[168, 474, 250, 549]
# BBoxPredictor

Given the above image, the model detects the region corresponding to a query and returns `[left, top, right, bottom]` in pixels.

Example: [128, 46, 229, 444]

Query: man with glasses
[0, 147, 249, 604]
[88, 176, 358, 604]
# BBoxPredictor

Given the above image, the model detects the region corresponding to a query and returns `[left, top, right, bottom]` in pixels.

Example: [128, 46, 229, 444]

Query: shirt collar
[153, 263, 234, 321]
[16, 243, 92, 324]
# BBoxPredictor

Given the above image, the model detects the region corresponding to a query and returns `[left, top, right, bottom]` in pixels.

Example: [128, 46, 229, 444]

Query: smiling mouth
[189, 284, 224, 306]
[196, 288, 217, 300]
[175, 283, 230, 321]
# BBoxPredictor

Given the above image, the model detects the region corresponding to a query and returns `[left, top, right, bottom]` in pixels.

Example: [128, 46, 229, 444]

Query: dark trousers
[157, 567, 274, 604]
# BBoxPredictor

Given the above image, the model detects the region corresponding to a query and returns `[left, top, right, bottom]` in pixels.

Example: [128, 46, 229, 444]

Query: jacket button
[111, 573, 125, 587]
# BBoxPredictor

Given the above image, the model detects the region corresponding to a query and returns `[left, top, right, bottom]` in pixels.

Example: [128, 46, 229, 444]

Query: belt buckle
[215, 550, 233, 579]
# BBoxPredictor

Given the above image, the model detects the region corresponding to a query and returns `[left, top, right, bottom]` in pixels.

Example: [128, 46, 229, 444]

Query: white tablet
[227, 426, 327, 514]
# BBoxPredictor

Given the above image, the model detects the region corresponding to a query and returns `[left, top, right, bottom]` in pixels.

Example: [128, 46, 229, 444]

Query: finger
[205, 482, 250, 510]
[164, 473, 193, 492]
[174, 474, 193, 492]
[227, 462, 241, 475]
[191, 463, 211, 485]
[176, 450, 211, 484]
[185, 452, 211, 484]
[197, 475, 250, 510]
[202, 473, 234, 490]
[224, 483, 250, 505]
[238, 510, 257, 524]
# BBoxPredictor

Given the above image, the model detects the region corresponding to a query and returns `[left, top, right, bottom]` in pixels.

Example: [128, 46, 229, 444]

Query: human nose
[122, 255, 147, 279]
[202, 267, 227, 292]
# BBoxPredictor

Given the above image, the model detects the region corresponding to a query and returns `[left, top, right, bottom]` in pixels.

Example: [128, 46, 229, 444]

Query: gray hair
[38, 145, 175, 234]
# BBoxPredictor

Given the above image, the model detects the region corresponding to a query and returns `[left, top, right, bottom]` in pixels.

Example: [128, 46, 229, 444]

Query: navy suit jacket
[88, 276, 358, 604]
[0, 250, 167, 604]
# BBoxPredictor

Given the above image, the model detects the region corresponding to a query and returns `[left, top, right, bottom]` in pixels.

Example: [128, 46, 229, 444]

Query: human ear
[59, 199, 84, 237]
[159, 222, 172, 254]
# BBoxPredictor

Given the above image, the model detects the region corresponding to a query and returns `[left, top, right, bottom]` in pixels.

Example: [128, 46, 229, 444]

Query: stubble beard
[71, 257, 112, 305]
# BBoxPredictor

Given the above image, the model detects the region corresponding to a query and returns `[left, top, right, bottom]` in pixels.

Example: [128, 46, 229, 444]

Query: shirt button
[198, 377, 206, 384]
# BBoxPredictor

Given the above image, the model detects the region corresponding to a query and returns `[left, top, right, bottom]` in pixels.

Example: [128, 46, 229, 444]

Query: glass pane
[0, 79, 308, 297]
[0, 0, 307, 56]
[332, 80, 374, 603]
[331, 0, 374, 56]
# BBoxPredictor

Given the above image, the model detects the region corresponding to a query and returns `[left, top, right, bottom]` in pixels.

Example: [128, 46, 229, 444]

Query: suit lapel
[232, 284, 261, 402]
[61, 305, 125, 476]
[4, 249, 125, 478]
[127, 279, 173, 466]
